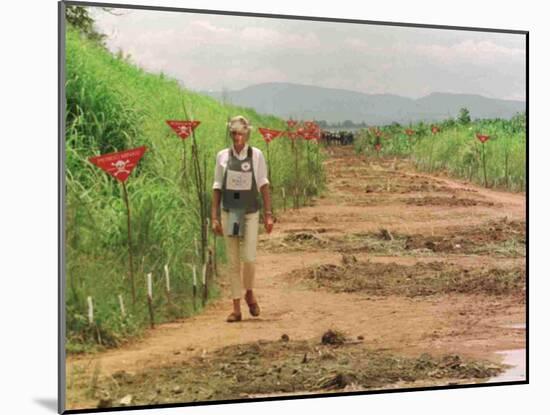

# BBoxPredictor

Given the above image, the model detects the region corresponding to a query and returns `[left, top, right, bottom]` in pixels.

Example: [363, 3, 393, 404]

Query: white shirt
[212, 143, 269, 192]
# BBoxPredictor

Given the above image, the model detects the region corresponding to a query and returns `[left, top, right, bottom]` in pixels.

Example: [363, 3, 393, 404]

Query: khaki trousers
[220, 210, 260, 300]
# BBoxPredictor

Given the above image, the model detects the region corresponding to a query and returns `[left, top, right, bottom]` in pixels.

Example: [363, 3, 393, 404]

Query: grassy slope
[65, 28, 324, 352]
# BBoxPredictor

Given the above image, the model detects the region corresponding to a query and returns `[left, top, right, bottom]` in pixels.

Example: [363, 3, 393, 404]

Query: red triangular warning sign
[89, 146, 148, 183]
[286, 120, 298, 129]
[166, 120, 201, 140]
[258, 127, 283, 143]
[476, 133, 490, 143]
[297, 121, 320, 140]
[304, 121, 318, 130]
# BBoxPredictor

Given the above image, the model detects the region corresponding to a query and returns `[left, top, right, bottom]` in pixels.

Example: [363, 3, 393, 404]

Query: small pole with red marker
[476, 133, 491, 187]
[89, 146, 148, 306]
[259, 127, 284, 215]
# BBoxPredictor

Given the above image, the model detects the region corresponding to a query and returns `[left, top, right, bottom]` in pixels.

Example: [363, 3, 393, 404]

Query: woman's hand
[264, 213, 274, 234]
[212, 219, 223, 236]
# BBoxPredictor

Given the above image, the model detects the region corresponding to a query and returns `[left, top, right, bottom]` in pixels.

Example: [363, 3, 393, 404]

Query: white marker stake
[282, 187, 286, 198]
[194, 238, 199, 259]
[146, 272, 155, 328]
[164, 264, 171, 293]
[147, 272, 153, 299]
[192, 265, 197, 287]
[202, 263, 208, 306]
[118, 294, 126, 318]
[87, 296, 94, 325]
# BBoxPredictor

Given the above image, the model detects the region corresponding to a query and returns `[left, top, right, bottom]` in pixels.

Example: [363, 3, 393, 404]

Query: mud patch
[404, 195, 498, 207]
[86, 336, 504, 407]
[294, 258, 525, 299]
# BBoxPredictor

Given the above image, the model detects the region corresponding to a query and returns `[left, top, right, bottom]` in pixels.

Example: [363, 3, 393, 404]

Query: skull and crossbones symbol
[111, 159, 131, 176]
[178, 125, 190, 136]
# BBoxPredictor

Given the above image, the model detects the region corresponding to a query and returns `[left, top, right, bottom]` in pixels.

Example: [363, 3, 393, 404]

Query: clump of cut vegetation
[69, 336, 503, 408]
[296, 259, 525, 298]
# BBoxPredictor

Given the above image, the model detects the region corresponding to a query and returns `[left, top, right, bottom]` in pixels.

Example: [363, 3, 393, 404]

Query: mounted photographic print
[58, 1, 527, 413]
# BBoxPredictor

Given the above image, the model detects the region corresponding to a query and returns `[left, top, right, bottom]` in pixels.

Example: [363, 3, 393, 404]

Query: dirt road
[66, 146, 526, 409]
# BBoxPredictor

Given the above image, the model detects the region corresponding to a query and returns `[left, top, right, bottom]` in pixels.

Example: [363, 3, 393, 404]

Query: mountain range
[199, 82, 525, 125]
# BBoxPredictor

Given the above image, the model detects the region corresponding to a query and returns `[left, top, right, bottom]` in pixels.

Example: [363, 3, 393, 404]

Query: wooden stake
[293, 138, 299, 209]
[201, 154, 208, 264]
[121, 181, 136, 306]
[192, 264, 197, 311]
[481, 142, 488, 188]
[266, 140, 272, 185]
[181, 140, 188, 187]
[182, 100, 207, 267]
[212, 234, 218, 277]
[147, 272, 152, 298]
[202, 263, 207, 306]
[205, 218, 210, 270]
[194, 237, 199, 259]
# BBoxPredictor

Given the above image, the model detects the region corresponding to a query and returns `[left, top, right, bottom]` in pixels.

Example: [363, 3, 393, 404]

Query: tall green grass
[65, 27, 325, 352]
[354, 115, 526, 191]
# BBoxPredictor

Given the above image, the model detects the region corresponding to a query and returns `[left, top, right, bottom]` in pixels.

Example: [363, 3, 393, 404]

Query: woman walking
[211, 115, 274, 322]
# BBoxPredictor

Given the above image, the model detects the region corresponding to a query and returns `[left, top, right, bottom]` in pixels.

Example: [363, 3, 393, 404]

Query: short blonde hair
[228, 115, 253, 135]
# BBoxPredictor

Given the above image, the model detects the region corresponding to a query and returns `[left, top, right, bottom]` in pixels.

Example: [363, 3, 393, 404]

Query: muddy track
[66, 146, 526, 409]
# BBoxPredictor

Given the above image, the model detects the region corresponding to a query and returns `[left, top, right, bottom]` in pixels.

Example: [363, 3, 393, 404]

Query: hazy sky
[89, 6, 526, 101]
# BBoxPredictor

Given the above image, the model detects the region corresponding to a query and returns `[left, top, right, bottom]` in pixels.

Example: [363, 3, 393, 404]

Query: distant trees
[64, 5, 123, 46]
[457, 107, 471, 125]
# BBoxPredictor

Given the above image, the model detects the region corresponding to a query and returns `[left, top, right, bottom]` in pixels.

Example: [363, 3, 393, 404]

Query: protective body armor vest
[222, 146, 260, 213]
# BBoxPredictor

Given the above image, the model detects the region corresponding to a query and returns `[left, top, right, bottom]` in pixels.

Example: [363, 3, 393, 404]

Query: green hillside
[64, 27, 325, 352]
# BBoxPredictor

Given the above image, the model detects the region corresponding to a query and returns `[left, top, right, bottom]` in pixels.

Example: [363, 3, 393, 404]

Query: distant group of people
[320, 130, 355, 146]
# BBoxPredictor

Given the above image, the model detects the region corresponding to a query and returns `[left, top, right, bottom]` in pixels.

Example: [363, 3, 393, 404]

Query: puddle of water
[488, 349, 526, 383]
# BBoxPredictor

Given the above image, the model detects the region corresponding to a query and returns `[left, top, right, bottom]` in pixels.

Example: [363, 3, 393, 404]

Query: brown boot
[247, 302, 260, 317]
[226, 312, 242, 323]
[245, 291, 260, 317]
